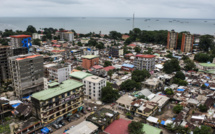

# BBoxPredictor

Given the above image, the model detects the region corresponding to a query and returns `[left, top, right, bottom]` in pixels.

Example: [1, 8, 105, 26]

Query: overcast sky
[0, 0, 214, 18]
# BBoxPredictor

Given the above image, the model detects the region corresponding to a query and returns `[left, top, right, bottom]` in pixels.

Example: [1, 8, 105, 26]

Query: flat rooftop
[66, 121, 98, 134]
[70, 71, 92, 80]
[32, 79, 83, 101]
[82, 55, 99, 59]
[83, 76, 104, 83]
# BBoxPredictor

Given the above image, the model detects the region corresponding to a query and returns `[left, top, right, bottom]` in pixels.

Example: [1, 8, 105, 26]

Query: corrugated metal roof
[70, 71, 92, 80]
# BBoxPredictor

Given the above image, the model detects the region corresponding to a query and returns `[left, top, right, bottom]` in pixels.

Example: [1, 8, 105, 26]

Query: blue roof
[22, 95, 30, 99]
[122, 64, 134, 68]
[109, 56, 112, 59]
[12, 103, 21, 108]
[205, 83, 209, 87]
[41, 127, 49, 134]
[177, 89, 185, 92]
[161, 120, 165, 125]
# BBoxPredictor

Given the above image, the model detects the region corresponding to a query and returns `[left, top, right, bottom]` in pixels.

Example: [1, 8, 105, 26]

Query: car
[52, 123, 59, 129]
[66, 117, 72, 122]
[59, 121, 66, 126]
[87, 107, 91, 111]
[74, 114, 80, 118]
[47, 127, 53, 133]
[58, 124, 62, 128]
[94, 106, 97, 111]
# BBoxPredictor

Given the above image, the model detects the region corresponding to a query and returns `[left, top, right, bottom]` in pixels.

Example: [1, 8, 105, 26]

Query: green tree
[77, 41, 83, 46]
[32, 39, 41, 46]
[108, 70, 113, 80]
[96, 42, 105, 49]
[101, 83, 120, 103]
[174, 71, 185, 80]
[163, 59, 180, 74]
[184, 59, 196, 71]
[165, 88, 174, 95]
[198, 104, 208, 112]
[120, 80, 141, 91]
[199, 35, 214, 52]
[109, 31, 122, 40]
[173, 105, 183, 114]
[132, 69, 150, 82]
[135, 46, 141, 53]
[193, 125, 212, 134]
[194, 53, 214, 63]
[137, 95, 146, 99]
[26, 25, 37, 33]
[128, 121, 143, 134]
[104, 61, 112, 67]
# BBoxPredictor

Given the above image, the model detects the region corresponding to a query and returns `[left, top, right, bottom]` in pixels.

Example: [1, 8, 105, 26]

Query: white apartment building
[83, 76, 106, 101]
[134, 54, 156, 72]
[47, 65, 71, 83]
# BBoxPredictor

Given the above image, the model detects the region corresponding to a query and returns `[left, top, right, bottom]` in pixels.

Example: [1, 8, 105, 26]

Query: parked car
[74, 114, 80, 118]
[66, 117, 72, 122]
[59, 121, 65, 126]
[47, 127, 53, 133]
[87, 107, 91, 111]
[52, 123, 59, 129]
[58, 124, 62, 128]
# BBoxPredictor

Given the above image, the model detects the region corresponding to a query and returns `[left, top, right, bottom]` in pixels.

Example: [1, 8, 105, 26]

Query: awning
[41, 127, 49, 134]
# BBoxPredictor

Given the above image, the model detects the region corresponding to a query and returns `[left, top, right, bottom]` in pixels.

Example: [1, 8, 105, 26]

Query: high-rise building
[167, 30, 178, 50]
[134, 54, 156, 72]
[8, 54, 44, 98]
[56, 30, 74, 42]
[9, 35, 32, 48]
[31, 79, 84, 123]
[83, 76, 106, 101]
[181, 33, 194, 53]
[0, 46, 28, 84]
[82, 55, 99, 69]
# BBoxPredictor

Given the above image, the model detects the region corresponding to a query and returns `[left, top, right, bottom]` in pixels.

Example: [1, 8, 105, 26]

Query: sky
[0, 0, 215, 18]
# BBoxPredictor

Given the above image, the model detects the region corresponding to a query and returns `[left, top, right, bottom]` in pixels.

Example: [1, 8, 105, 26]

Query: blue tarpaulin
[205, 83, 209, 87]
[161, 120, 165, 125]
[122, 64, 134, 68]
[22, 95, 30, 99]
[41, 127, 49, 134]
[109, 56, 111, 59]
[206, 76, 210, 79]
[172, 118, 176, 121]
[87, 48, 91, 51]
[71, 51, 73, 53]
[12, 103, 21, 108]
[177, 89, 185, 92]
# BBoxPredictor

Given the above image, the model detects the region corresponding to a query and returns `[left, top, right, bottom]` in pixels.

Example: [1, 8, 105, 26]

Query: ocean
[0, 17, 215, 35]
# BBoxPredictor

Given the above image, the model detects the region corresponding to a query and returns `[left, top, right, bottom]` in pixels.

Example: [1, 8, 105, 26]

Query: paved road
[52, 112, 91, 134]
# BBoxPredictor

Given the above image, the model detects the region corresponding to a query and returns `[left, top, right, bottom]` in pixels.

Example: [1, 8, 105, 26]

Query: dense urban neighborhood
[0, 26, 215, 134]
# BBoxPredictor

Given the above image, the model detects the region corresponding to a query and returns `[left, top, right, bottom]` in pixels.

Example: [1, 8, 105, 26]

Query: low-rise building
[82, 55, 99, 69]
[31, 79, 84, 124]
[135, 100, 158, 118]
[150, 95, 169, 110]
[83, 76, 106, 101]
[116, 94, 135, 111]
[121, 64, 134, 72]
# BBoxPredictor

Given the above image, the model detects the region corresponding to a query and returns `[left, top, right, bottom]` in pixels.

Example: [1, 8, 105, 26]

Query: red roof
[104, 119, 131, 134]
[128, 44, 136, 47]
[103, 66, 115, 71]
[136, 54, 156, 58]
[92, 65, 103, 69]
[53, 44, 61, 47]
[10, 35, 31, 38]
[16, 55, 41, 61]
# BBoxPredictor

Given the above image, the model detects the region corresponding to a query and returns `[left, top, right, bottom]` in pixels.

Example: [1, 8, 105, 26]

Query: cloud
[0, 0, 214, 18]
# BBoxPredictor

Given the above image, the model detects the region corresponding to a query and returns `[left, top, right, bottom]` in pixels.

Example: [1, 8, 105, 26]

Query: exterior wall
[48, 67, 70, 83]
[167, 31, 178, 50]
[135, 106, 158, 118]
[119, 49, 124, 56]
[9, 55, 44, 98]
[181, 33, 194, 52]
[82, 57, 99, 69]
[43, 78, 48, 90]
[121, 66, 134, 72]
[83, 77, 106, 101]
[31, 86, 84, 124]
[134, 57, 155, 71]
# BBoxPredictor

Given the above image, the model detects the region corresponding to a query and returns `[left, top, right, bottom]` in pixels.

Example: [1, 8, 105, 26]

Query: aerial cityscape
[0, 0, 215, 134]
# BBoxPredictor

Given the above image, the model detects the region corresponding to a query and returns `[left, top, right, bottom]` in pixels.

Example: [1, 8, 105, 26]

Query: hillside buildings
[167, 30, 178, 50]
[82, 55, 99, 69]
[181, 33, 194, 52]
[8, 54, 44, 98]
[134, 54, 156, 72]
[31, 79, 84, 123]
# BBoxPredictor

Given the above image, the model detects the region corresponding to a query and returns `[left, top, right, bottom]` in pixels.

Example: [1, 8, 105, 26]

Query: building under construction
[8, 54, 44, 98]
[0, 46, 28, 84]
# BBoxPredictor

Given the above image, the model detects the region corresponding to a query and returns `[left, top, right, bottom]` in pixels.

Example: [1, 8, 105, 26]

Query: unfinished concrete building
[9, 54, 44, 98]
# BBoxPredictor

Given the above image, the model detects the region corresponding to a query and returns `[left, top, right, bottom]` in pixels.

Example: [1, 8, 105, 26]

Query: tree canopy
[101, 83, 119, 103]
[26, 25, 37, 34]
[135, 46, 141, 53]
[32, 39, 41, 46]
[104, 61, 112, 67]
[174, 71, 185, 80]
[128, 121, 143, 134]
[193, 125, 212, 134]
[120, 79, 141, 91]
[199, 35, 214, 52]
[194, 53, 214, 63]
[165, 88, 174, 95]
[109, 31, 122, 40]
[132, 69, 150, 82]
[163, 58, 180, 74]
[173, 105, 183, 114]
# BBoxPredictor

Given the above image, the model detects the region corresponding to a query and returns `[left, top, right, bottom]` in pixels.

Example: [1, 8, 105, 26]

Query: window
[67, 92, 70, 96]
